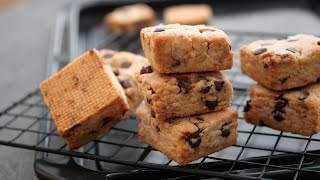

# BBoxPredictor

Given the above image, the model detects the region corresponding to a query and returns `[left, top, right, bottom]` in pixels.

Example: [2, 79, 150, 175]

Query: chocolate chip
[281, 54, 289, 59]
[199, 28, 215, 33]
[151, 110, 156, 118]
[120, 79, 131, 89]
[318, 41, 320, 46]
[140, 66, 153, 74]
[113, 69, 120, 76]
[101, 117, 112, 127]
[298, 91, 309, 100]
[172, 59, 181, 67]
[286, 47, 299, 53]
[243, 100, 251, 112]
[200, 85, 211, 94]
[103, 53, 113, 59]
[229, 45, 232, 50]
[178, 80, 192, 93]
[186, 130, 201, 148]
[214, 80, 225, 92]
[253, 48, 267, 55]
[222, 129, 230, 137]
[275, 98, 288, 111]
[220, 123, 230, 137]
[279, 76, 289, 84]
[156, 124, 160, 131]
[292, 86, 304, 91]
[287, 39, 298, 42]
[205, 100, 218, 110]
[88, 130, 98, 135]
[121, 62, 131, 68]
[264, 64, 269, 69]
[146, 98, 152, 106]
[154, 28, 165, 32]
[150, 88, 155, 94]
[274, 114, 285, 121]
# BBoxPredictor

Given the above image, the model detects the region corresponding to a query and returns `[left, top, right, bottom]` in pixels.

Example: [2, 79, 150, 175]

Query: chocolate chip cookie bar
[164, 4, 213, 25]
[244, 83, 320, 136]
[104, 3, 155, 35]
[137, 105, 238, 166]
[136, 65, 233, 121]
[40, 49, 130, 149]
[100, 49, 148, 114]
[240, 34, 320, 90]
[140, 24, 233, 73]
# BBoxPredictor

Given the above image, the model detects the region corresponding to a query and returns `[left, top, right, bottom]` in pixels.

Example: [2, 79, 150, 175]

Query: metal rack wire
[1, 1, 320, 179]
[1, 78, 320, 179]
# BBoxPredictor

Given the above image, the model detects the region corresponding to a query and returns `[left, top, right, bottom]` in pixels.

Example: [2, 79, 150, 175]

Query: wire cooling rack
[1, 1, 320, 179]
[1, 82, 320, 179]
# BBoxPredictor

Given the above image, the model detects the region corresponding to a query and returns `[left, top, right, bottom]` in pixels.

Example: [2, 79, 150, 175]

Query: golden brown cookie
[136, 63, 233, 121]
[240, 34, 320, 90]
[140, 24, 233, 73]
[40, 49, 130, 149]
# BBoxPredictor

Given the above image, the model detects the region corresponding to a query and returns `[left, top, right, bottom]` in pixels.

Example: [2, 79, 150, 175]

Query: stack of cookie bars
[241, 34, 320, 136]
[136, 24, 239, 165]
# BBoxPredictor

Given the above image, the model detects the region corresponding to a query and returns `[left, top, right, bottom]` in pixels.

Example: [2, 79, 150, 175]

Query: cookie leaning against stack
[40, 49, 147, 149]
[40, 49, 130, 149]
[240, 34, 320, 136]
[136, 24, 238, 165]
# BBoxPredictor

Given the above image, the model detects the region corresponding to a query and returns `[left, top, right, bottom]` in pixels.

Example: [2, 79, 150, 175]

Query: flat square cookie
[244, 83, 320, 136]
[240, 34, 320, 90]
[140, 24, 233, 73]
[40, 49, 130, 149]
[136, 64, 233, 121]
[164, 4, 213, 25]
[100, 49, 148, 115]
[104, 3, 155, 35]
[137, 105, 238, 166]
